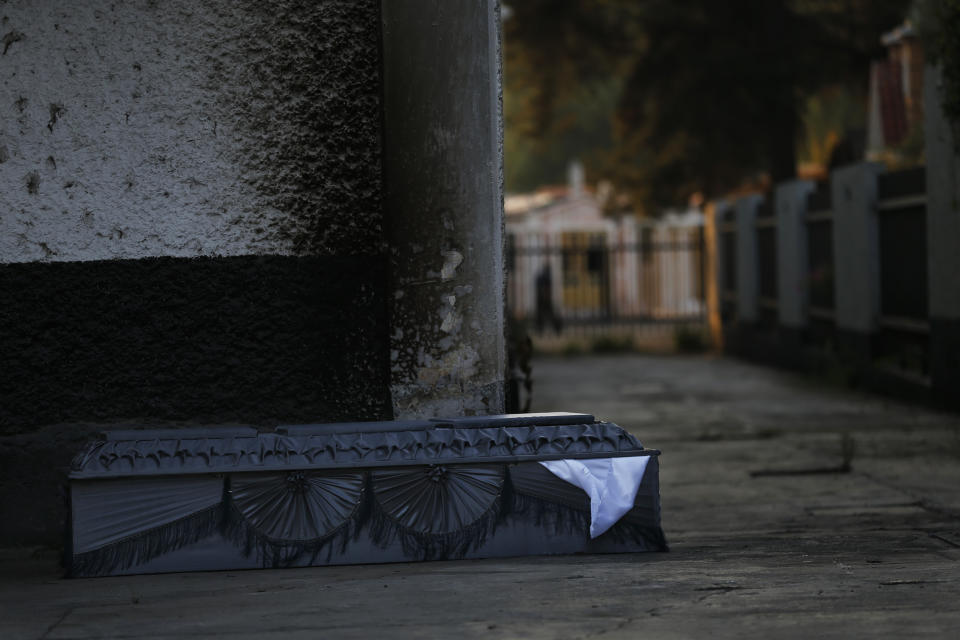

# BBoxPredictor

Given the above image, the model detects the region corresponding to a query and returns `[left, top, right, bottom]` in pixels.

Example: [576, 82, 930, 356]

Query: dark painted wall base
[831, 328, 935, 405]
[0, 255, 393, 432]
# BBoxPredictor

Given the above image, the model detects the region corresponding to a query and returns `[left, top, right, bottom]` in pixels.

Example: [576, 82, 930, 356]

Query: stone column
[775, 180, 815, 365]
[775, 180, 815, 328]
[830, 162, 883, 361]
[924, 66, 960, 405]
[734, 195, 763, 324]
[712, 200, 733, 304]
[381, 0, 506, 418]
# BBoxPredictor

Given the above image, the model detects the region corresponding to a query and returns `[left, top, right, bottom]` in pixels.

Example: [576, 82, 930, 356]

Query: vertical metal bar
[603, 241, 612, 322]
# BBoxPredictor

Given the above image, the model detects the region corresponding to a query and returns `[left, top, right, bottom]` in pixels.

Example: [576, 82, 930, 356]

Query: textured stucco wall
[0, 0, 390, 434]
[0, 255, 392, 431]
[0, 0, 384, 263]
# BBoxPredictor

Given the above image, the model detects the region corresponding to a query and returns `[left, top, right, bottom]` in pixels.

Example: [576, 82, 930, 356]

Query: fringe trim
[507, 491, 669, 551]
[507, 491, 590, 537]
[367, 502, 502, 561]
[367, 473, 507, 561]
[220, 479, 370, 569]
[67, 467, 666, 576]
[68, 503, 224, 578]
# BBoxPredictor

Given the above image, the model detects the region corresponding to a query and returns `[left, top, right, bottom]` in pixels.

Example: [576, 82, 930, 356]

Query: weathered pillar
[734, 194, 763, 324]
[775, 180, 815, 328]
[712, 200, 733, 305]
[775, 180, 815, 366]
[924, 66, 960, 405]
[830, 162, 883, 361]
[381, 1, 506, 418]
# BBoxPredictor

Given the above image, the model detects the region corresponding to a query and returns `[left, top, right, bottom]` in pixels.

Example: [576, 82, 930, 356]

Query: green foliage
[505, 80, 620, 192]
[504, 0, 913, 210]
[917, 0, 960, 141]
[798, 86, 867, 167]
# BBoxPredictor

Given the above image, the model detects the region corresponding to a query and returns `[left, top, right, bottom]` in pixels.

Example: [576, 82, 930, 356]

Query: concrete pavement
[3, 354, 960, 638]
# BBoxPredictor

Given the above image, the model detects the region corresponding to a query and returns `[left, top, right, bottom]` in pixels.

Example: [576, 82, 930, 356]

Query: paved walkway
[3, 355, 960, 638]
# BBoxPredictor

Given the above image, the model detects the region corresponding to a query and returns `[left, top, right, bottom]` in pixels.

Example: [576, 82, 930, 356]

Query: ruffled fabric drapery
[69, 475, 224, 576]
[67, 417, 665, 577]
[225, 471, 367, 567]
[369, 465, 506, 560]
[539, 456, 651, 538]
[69, 457, 664, 576]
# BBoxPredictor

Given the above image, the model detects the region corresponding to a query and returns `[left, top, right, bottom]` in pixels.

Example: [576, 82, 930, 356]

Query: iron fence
[506, 229, 705, 334]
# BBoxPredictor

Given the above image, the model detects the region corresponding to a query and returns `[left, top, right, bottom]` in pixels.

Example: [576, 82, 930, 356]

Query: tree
[504, 0, 913, 212]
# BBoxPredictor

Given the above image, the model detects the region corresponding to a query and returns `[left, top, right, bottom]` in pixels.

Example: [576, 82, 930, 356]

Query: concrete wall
[712, 152, 958, 405]
[0, 1, 393, 435]
[0, 0, 396, 546]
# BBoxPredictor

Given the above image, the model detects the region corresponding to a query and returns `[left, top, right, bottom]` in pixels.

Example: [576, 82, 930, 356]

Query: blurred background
[501, 0, 956, 411]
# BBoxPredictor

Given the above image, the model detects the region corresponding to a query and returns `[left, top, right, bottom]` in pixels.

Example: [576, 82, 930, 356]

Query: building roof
[881, 21, 915, 47]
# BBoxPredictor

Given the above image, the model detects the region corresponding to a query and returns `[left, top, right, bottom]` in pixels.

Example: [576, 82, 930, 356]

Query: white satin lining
[539, 456, 650, 538]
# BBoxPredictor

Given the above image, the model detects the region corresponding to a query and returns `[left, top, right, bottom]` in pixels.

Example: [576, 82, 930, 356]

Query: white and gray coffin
[67, 413, 666, 576]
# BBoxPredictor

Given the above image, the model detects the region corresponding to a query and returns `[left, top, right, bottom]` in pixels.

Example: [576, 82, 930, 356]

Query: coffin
[66, 413, 666, 577]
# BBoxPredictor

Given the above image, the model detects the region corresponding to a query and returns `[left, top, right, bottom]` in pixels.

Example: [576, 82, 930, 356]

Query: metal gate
[506, 227, 706, 335]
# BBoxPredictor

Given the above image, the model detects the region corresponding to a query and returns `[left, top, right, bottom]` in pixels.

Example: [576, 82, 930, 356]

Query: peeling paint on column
[440, 250, 463, 280]
[382, 0, 506, 419]
[439, 294, 459, 334]
[388, 245, 502, 418]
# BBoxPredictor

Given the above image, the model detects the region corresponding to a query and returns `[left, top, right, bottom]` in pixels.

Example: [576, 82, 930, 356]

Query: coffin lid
[70, 413, 653, 479]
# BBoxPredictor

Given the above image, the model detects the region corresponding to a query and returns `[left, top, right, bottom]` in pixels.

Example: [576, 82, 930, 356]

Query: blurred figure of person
[535, 265, 563, 334]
